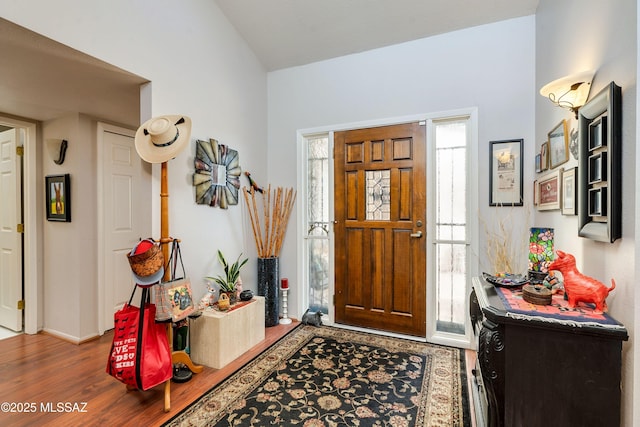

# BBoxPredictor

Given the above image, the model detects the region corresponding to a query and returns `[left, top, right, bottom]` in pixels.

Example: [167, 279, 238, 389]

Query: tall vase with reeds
[244, 185, 296, 326]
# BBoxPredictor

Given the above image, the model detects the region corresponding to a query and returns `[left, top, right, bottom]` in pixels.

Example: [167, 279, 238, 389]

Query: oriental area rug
[164, 325, 469, 427]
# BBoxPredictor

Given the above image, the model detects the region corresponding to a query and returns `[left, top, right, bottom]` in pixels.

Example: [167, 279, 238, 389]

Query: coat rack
[133, 115, 199, 412]
[160, 161, 203, 412]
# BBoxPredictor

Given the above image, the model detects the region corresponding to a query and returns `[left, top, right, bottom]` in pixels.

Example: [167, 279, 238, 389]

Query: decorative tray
[482, 272, 528, 288]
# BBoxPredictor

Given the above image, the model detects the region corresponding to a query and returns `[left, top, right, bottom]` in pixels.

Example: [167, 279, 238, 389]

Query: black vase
[257, 257, 279, 327]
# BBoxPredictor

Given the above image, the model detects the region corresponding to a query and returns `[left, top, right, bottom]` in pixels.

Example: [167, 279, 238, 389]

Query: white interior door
[0, 128, 23, 332]
[99, 123, 151, 333]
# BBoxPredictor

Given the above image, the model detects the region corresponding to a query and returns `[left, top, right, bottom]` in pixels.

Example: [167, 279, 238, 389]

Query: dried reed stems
[243, 185, 296, 258]
[480, 203, 530, 274]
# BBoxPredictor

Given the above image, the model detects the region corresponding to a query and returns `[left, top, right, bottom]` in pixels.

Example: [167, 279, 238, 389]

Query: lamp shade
[540, 71, 595, 113]
[528, 227, 554, 273]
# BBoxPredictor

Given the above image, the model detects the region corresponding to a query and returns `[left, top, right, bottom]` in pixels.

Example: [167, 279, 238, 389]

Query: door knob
[410, 231, 423, 238]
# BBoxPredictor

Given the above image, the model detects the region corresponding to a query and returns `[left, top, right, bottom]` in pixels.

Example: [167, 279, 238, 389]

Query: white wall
[1, 0, 268, 339]
[268, 16, 536, 317]
[535, 0, 636, 425]
[42, 114, 90, 340]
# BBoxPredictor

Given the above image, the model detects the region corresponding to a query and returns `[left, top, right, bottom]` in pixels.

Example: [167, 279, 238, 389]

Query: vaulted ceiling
[214, 0, 539, 70]
[0, 1, 539, 123]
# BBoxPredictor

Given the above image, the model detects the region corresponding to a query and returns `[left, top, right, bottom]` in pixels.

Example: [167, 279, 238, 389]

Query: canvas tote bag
[153, 239, 195, 322]
[106, 286, 172, 390]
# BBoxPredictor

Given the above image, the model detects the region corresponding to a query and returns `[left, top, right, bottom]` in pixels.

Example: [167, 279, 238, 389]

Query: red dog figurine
[548, 250, 615, 314]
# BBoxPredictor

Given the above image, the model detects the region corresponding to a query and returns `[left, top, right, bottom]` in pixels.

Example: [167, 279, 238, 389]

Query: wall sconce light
[540, 71, 595, 118]
[46, 138, 68, 165]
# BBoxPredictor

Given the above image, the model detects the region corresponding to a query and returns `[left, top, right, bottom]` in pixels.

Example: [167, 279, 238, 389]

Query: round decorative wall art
[192, 138, 241, 209]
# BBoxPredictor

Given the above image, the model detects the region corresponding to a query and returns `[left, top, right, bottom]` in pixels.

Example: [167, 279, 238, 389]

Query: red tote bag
[107, 287, 172, 391]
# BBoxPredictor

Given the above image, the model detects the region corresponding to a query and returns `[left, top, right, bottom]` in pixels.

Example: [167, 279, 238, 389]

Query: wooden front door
[334, 122, 426, 337]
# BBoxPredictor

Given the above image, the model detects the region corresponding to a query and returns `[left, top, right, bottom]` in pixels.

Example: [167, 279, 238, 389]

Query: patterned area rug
[165, 325, 469, 426]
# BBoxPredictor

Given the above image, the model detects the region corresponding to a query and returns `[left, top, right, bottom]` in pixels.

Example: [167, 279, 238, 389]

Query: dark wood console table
[470, 276, 628, 427]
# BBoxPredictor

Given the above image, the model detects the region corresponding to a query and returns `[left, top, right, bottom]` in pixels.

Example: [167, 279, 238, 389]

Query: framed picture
[562, 167, 577, 215]
[46, 174, 71, 222]
[540, 141, 549, 171]
[535, 154, 542, 173]
[548, 120, 569, 169]
[533, 180, 539, 206]
[489, 139, 523, 206]
[537, 169, 562, 211]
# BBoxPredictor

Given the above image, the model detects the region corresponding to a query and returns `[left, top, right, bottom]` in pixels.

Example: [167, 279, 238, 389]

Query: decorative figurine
[244, 171, 264, 193]
[301, 309, 323, 326]
[542, 271, 563, 294]
[548, 250, 616, 313]
[198, 284, 216, 310]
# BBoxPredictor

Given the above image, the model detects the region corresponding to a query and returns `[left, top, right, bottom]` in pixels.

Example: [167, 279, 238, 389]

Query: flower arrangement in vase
[207, 250, 248, 305]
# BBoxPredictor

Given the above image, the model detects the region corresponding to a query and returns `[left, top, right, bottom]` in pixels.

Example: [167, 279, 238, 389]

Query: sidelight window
[303, 134, 330, 314]
[428, 113, 476, 348]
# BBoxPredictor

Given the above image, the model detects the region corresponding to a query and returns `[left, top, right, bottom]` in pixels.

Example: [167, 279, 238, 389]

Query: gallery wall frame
[540, 141, 549, 172]
[562, 167, 577, 216]
[537, 169, 562, 211]
[46, 174, 71, 222]
[578, 81, 621, 243]
[489, 138, 523, 206]
[548, 120, 569, 169]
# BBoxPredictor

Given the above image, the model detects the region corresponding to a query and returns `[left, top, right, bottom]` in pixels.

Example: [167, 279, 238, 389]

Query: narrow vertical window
[433, 119, 469, 336]
[306, 135, 330, 314]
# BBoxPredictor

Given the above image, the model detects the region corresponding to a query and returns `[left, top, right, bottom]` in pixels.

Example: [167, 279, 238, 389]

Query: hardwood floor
[0, 322, 476, 426]
[0, 322, 298, 427]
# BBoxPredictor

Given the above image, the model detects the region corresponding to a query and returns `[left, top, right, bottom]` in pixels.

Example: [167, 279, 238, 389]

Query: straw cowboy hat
[134, 115, 192, 163]
[127, 239, 165, 286]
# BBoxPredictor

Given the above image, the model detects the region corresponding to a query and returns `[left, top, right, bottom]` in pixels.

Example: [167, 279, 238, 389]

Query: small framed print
[535, 154, 542, 173]
[540, 141, 549, 172]
[562, 167, 577, 215]
[537, 169, 562, 211]
[548, 120, 569, 169]
[489, 139, 523, 206]
[46, 174, 71, 222]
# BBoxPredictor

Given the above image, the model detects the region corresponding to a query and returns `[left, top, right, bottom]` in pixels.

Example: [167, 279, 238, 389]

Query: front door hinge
[17, 224, 24, 233]
[16, 146, 24, 156]
[17, 300, 25, 310]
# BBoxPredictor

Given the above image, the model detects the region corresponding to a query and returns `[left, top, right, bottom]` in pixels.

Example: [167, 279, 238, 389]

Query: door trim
[297, 109, 478, 345]
[297, 113, 432, 336]
[0, 116, 41, 335]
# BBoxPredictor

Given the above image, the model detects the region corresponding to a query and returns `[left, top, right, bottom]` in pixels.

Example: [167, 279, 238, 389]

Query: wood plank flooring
[0, 322, 475, 427]
[0, 322, 298, 427]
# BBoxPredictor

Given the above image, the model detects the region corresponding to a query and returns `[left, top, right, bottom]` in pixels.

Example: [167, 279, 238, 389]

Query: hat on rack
[134, 115, 192, 163]
[127, 239, 164, 286]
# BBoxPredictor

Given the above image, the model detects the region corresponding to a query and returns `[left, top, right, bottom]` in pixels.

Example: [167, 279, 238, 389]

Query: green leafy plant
[207, 250, 248, 292]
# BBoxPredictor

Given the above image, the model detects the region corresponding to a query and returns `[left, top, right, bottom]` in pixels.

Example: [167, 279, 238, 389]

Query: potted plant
[207, 250, 248, 305]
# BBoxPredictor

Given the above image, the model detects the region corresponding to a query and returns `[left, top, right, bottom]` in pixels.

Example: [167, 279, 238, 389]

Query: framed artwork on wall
[535, 154, 542, 173]
[46, 174, 71, 222]
[537, 169, 562, 211]
[540, 141, 549, 172]
[548, 120, 569, 169]
[562, 167, 577, 215]
[489, 138, 523, 206]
